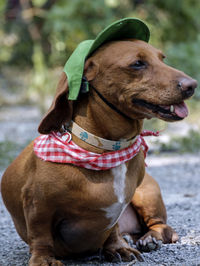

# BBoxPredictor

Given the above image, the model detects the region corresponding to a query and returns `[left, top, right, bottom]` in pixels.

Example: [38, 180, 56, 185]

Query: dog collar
[64, 121, 138, 151]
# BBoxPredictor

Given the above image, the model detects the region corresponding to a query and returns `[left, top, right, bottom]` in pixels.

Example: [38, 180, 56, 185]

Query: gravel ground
[0, 105, 200, 265]
[1, 154, 200, 266]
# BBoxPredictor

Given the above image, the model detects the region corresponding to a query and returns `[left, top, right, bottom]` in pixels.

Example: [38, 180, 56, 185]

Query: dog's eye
[130, 60, 147, 70]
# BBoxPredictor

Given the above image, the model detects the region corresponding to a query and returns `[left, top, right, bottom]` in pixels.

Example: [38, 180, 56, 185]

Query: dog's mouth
[132, 99, 188, 120]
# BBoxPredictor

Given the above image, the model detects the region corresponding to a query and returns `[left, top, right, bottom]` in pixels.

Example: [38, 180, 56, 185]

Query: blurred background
[0, 0, 200, 168]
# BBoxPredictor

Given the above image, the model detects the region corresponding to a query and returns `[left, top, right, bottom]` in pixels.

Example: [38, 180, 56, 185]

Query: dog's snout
[177, 78, 197, 98]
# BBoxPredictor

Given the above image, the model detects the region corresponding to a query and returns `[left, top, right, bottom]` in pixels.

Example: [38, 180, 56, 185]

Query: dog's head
[39, 39, 197, 134]
[84, 39, 197, 122]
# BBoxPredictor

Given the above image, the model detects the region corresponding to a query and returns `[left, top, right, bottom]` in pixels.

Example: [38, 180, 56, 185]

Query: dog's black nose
[177, 78, 197, 98]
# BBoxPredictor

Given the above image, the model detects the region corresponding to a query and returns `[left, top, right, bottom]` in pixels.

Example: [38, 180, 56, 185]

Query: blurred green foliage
[0, 0, 200, 102]
[161, 130, 200, 153]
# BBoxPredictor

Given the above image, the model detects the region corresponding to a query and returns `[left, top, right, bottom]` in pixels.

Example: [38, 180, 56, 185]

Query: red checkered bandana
[34, 131, 159, 171]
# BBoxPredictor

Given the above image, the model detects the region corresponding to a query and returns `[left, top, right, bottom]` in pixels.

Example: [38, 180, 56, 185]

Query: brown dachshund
[1, 39, 197, 265]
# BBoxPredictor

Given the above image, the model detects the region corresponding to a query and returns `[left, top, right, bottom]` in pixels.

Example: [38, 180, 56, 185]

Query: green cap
[64, 18, 150, 100]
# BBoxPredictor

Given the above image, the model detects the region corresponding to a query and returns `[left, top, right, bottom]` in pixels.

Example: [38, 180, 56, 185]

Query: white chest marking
[102, 163, 128, 229]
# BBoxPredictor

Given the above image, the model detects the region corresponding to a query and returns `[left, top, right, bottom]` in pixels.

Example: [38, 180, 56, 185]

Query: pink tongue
[174, 102, 188, 118]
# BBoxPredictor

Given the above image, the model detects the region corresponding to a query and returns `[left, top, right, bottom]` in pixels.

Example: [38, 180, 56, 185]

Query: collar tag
[61, 132, 72, 143]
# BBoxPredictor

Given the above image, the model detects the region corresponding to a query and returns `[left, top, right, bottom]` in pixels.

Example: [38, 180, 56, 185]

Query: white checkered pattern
[34, 131, 159, 171]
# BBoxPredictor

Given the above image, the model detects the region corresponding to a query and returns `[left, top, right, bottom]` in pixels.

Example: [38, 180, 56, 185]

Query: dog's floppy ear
[38, 72, 73, 134]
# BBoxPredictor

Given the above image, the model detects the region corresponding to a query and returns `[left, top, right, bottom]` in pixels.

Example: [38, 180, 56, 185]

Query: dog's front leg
[22, 186, 63, 266]
[103, 224, 143, 263]
[131, 172, 179, 252]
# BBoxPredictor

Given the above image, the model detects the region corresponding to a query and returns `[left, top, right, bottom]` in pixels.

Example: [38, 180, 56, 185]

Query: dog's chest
[102, 163, 128, 229]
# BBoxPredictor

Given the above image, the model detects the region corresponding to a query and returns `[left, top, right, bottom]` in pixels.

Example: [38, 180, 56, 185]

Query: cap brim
[88, 17, 150, 57]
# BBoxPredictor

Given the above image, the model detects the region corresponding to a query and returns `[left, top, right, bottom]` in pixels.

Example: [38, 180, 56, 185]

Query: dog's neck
[71, 91, 143, 153]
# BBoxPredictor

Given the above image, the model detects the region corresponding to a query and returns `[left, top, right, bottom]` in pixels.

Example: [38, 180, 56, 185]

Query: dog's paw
[151, 224, 179, 243]
[136, 234, 162, 252]
[104, 246, 144, 263]
[122, 233, 134, 246]
[136, 224, 179, 253]
[29, 255, 64, 266]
